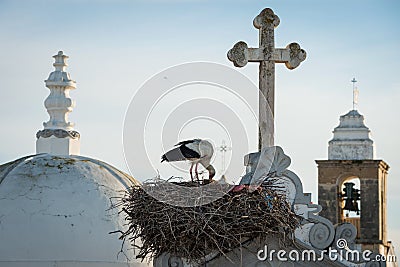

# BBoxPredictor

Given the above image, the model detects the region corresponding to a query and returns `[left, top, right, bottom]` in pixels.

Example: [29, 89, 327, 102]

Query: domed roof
[0, 154, 150, 267]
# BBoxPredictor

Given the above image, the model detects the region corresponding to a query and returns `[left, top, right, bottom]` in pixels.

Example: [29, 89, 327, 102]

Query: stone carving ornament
[36, 129, 80, 139]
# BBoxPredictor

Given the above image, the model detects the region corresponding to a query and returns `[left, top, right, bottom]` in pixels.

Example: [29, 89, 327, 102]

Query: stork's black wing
[179, 144, 200, 159]
[161, 145, 200, 162]
[175, 139, 200, 146]
[161, 143, 200, 162]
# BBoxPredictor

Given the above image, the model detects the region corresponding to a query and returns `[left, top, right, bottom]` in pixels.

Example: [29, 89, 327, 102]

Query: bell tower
[316, 82, 391, 255]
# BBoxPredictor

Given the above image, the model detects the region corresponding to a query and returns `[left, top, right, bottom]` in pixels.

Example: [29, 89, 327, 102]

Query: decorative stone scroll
[308, 218, 336, 250]
[36, 129, 80, 139]
[333, 223, 357, 250]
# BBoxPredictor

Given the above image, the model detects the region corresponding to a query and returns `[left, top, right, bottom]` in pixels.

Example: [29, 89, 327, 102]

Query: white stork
[161, 139, 215, 182]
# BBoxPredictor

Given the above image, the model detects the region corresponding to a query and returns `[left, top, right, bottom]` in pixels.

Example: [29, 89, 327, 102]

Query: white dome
[0, 154, 151, 267]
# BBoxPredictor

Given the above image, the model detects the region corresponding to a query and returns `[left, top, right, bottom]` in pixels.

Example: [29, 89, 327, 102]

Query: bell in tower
[340, 182, 360, 216]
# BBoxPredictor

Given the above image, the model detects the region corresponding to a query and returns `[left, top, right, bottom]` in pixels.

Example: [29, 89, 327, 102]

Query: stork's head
[206, 164, 216, 180]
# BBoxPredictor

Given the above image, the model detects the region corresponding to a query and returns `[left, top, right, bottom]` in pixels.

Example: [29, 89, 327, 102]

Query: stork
[161, 139, 215, 182]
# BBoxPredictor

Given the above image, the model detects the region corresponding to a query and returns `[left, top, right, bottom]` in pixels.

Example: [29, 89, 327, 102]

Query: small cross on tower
[228, 8, 306, 150]
[351, 78, 359, 110]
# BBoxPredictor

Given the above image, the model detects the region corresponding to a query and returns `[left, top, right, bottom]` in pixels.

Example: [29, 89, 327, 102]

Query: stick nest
[114, 178, 299, 263]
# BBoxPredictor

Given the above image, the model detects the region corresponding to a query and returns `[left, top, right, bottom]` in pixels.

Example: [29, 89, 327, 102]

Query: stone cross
[228, 8, 306, 150]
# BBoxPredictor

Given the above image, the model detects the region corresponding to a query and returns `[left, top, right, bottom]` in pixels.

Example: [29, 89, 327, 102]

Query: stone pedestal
[36, 134, 80, 156]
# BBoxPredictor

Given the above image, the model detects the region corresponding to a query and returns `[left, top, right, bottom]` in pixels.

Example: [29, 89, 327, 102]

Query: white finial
[351, 78, 359, 110]
[36, 51, 80, 155]
[53, 50, 68, 71]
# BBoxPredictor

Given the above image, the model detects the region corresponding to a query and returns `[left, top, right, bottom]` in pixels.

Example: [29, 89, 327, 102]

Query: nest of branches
[113, 178, 299, 263]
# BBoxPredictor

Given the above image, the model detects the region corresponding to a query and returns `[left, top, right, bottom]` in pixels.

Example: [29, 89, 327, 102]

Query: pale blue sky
[1, 0, 399, 256]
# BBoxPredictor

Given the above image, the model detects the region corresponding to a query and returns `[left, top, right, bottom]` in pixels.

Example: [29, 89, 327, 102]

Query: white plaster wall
[0, 155, 150, 267]
[36, 136, 80, 155]
[332, 128, 371, 140]
[328, 141, 374, 160]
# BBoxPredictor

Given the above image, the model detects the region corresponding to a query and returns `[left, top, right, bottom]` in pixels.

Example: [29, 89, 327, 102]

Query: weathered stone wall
[316, 159, 389, 254]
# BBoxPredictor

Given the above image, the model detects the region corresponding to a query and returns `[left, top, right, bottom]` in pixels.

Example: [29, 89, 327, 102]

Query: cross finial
[36, 51, 80, 155]
[53, 51, 69, 72]
[227, 8, 306, 150]
[351, 78, 359, 110]
[43, 51, 76, 130]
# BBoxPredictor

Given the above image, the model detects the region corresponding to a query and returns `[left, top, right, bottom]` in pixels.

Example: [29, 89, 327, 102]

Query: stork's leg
[195, 162, 200, 183]
[189, 163, 194, 182]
